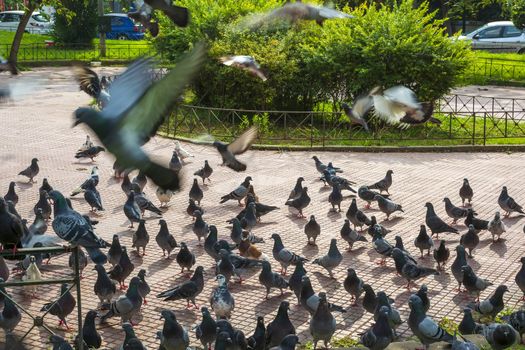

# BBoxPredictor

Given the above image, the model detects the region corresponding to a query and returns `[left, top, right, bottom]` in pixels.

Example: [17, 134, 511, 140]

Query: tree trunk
[8, 1, 38, 65]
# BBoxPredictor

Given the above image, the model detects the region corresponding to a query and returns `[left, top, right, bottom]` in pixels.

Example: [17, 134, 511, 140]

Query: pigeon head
[216, 274, 227, 286]
[270, 233, 282, 241]
[122, 322, 136, 335]
[298, 177, 305, 182]
[31, 158, 38, 164]
[424, 202, 433, 209]
[60, 283, 69, 294]
[159, 219, 166, 226]
[301, 275, 310, 286]
[363, 284, 374, 294]
[467, 224, 476, 233]
[346, 268, 356, 276]
[461, 265, 472, 274]
[495, 285, 509, 295]
[245, 176, 253, 183]
[180, 242, 188, 249]
[443, 197, 451, 204]
[86, 310, 99, 320]
[160, 309, 176, 321]
[29, 255, 36, 263]
[129, 276, 141, 288]
[502, 186, 508, 193]
[279, 300, 290, 311]
[493, 324, 517, 347]
[494, 212, 501, 220]
[418, 284, 428, 294]
[303, 187, 308, 193]
[128, 191, 136, 200]
[408, 294, 424, 310]
[8, 181, 15, 190]
[387, 170, 393, 175]
[219, 249, 230, 258]
[463, 178, 469, 184]
[138, 269, 147, 278]
[201, 306, 211, 316]
[256, 315, 264, 325]
[193, 178, 198, 185]
[194, 265, 204, 275]
[280, 334, 300, 348]
[439, 239, 446, 247]
[217, 331, 233, 345]
[370, 216, 377, 224]
[74, 107, 103, 129]
[521, 257, 525, 264]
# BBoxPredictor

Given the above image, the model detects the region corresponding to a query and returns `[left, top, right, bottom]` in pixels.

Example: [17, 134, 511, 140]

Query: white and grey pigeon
[487, 212, 506, 242]
[341, 99, 370, 131]
[408, 294, 454, 349]
[466, 285, 508, 320]
[156, 309, 190, 350]
[498, 186, 524, 217]
[220, 55, 267, 81]
[220, 176, 252, 205]
[174, 140, 194, 160]
[213, 127, 258, 172]
[209, 274, 235, 319]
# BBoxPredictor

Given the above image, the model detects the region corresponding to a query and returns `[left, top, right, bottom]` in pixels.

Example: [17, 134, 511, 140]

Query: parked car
[0, 11, 53, 34]
[458, 21, 525, 54]
[103, 13, 144, 40]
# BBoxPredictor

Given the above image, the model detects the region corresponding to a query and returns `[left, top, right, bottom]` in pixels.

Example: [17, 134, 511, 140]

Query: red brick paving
[0, 68, 524, 349]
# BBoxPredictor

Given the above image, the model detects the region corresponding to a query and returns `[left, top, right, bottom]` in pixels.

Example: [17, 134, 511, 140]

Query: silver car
[458, 21, 525, 54]
[0, 11, 53, 34]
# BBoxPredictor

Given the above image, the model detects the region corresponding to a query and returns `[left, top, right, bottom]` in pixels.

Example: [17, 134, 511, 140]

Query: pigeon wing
[73, 66, 102, 98]
[227, 126, 258, 155]
[419, 316, 450, 341]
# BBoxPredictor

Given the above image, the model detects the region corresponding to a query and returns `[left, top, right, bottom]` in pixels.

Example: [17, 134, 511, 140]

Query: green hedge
[152, 0, 472, 111]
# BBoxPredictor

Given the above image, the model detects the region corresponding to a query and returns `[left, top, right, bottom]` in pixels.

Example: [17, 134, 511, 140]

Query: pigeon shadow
[106, 177, 120, 186]
[15, 181, 33, 190]
[452, 291, 472, 306]
[301, 244, 319, 259]
[344, 245, 367, 257]
[381, 216, 403, 225]
[111, 205, 124, 214]
[435, 270, 451, 288]
[312, 271, 341, 289]
[326, 210, 342, 220]
[317, 186, 331, 194]
[489, 239, 507, 257]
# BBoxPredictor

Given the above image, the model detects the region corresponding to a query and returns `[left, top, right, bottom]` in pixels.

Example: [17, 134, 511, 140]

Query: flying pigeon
[213, 127, 258, 172]
[0, 56, 17, 75]
[220, 55, 267, 81]
[73, 65, 111, 108]
[341, 100, 370, 131]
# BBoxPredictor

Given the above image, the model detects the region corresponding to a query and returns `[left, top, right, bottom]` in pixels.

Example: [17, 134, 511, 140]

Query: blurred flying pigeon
[220, 55, 267, 81]
[460, 178, 474, 206]
[18, 158, 39, 183]
[498, 186, 524, 217]
[73, 44, 207, 191]
[341, 101, 370, 131]
[73, 66, 111, 108]
[368, 170, 393, 194]
[0, 56, 17, 75]
[488, 212, 506, 242]
[213, 127, 258, 172]
[408, 294, 453, 348]
[425, 202, 459, 238]
[157, 266, 204, 308]
[127, 0, 159, 37]
[194, 160, 213, 184]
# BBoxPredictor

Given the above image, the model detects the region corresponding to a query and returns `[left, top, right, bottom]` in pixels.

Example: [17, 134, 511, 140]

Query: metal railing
[466, 57, 525, 82]
[0, 245, 84, 349]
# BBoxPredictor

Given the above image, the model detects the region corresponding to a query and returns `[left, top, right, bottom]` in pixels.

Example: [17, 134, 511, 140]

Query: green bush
[510, 0, 525, 30]
[52, 0, 98, 45]
[153, 0, 472, 111]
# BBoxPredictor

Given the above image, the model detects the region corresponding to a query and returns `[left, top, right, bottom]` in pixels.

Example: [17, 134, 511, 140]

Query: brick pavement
[0, 68, 524, 349]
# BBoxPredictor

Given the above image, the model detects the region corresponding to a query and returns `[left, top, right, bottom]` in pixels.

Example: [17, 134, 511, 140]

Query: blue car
[104, 13, 145, 40]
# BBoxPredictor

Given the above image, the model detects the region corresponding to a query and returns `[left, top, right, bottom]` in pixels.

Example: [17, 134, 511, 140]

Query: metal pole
[74, 246, 84, 350]
[98, 0, 106, 57]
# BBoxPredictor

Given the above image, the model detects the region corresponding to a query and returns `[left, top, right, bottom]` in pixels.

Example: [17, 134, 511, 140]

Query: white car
[0, 11, 53, 34]
[458, 21, 525, 53]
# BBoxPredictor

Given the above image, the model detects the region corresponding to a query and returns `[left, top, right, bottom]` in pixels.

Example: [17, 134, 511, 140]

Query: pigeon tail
[85, 247, 108, 265]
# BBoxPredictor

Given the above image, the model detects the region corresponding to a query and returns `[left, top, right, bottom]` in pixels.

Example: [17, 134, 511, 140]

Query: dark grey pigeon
[68, 247, 88, 278]
[347, 198, 372, 230]
[189, 178, 204, 205]
[271, 233, 308, 275]
[213, 127, 258, 172]
[265, 301, 295, 349]
[451, 331, 480, 350]
[18, 158, 39, 183]
[39, 178, 53, 194]
[108, 234, 123, 266]
[459, 308, 481, 335]
[187, 198, 203, 220]
[451, 245, 469, 291]
[132, 219, 149, 256]
[131, 184, 162, 216]
[501, 310, 525, 342]
[498, 186, 524, 217]
[363, 284, 378, 314]
[194, 160, 214, 184]
[312, 156, 342, 175]
[270, 334, 299, 350]
[433, 240, 450, 271]
[34, 190, 51, 220]
[322, 170, 356, 193]
[73, 47, 207, 191]
[0, 256, 8, 281]
[367, 216, 391, 237]
[169, 150, 183, 173]
[372, 228, 394, 265]
[259, 260, 289, 299]
[220, 176, 252, 205]
[328, 183, 343, 212]
[304, 215, 320, 245]
[136, 269, 150, 304]
[193, 210, 209, 245]
[157, 309, 190, 350]
[309, 292, 336, 350]
[216, 249, 240, 284]
[515, 257, 525, 301]
[467, 285, 508, 320]
[209, 274, 235, 319]
[374, 292, 402, 334]
[234, 194, 279, 224]
[124, 191, 142, 229]
[196, 306, 217, 349]
[176, 242, 196, 274]
[30, 208, 47, 235]
[83, 179, 103, 212]
[75, 146, 106, 162]
[108, 246, 135, 290]
[41, 283, 76, 329]
[460, 178, 474, 206]
[462, 265, 493, 301]
[416, 284, 430, 313]
[464, 209, 488, 233]
[288, 177, 304, 201]
[340, 218, 368, 251]
[247, 316, 266, 350]
[344, 268, 364, 306]
[0, 197, 23, 252]
[408, 294, 453, 348]
[444, 197, 469, 224]
[425, 202, 459, 238]
[50, 335, 73, 350]
[375, 195, 403, 220]
[101, 277, 143, 324]
[358, 185, 386, 209]
[285, 186, 311, 218]
[241, 202, 257, 232]
[479, 323, 519, 350]
[157, 266, 204, 308]
[121, 322, 146, 349]
[79, 310, 102, 349]
[121, 173, 132, 196]
[131, 171, 147, 192]
[230, 218, 243, 245]
[0, 282, 21, 332]
[94, 264, 117, 304]
[156, 219, 178, 258]
[204, 225, 221, 261]
[460, 224, 480, 258]
[360, 305, 394, 350]
[414, 225, 434, 258]
[300, 275, 345, 315]
[288, 260, 307, 304]
[312, 238, 342, 278]
[4, 181, 18, 206]
[48, 190, 107, 264]
[369, 170, 393, 194]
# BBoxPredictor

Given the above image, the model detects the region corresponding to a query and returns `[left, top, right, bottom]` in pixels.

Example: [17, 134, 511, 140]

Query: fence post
[74, 246, 83, 350]
[472, 113, 476, 145]
[483, 112, 487, 146]
[310, 113, 313, 148]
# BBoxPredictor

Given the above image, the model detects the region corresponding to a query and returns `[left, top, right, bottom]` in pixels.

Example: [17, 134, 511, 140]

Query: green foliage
[52, 0, 98, 45]
[153, 0, 472, 110]
[439, 316, 459, 334]
[510, 0, 525, 30]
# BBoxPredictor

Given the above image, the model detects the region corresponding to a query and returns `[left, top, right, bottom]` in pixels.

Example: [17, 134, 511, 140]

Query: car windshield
[466, 25, 488, 36]
[32, 13, 49, 22]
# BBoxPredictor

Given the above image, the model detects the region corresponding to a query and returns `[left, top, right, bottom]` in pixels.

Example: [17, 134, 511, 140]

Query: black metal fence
[467, 57, 525, 83]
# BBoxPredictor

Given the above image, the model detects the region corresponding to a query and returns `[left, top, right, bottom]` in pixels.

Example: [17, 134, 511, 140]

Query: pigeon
[375, 195, 403, 220]
[229, 218, 243, 245]
[341, 101, 370, 132]
[368, 170, 394, 195]
[136, 269, 150, 304]
[169, 150, 183, 173]
[144, 0, 189, 27]
[372, 228, 394, 265]
[204, 225, 222, 261]
[460, 225, 480, 258]
[285, 186, 311, 218]
[124, 191, 142, 228]
[196, 306, 217, 350]
[358, 185, 387, 209]
[240, 202, 257, 232]
[127, 1, 160, 37]
[451, 245, 469, 291]
[0, 282, 21, 333]
[460, 178, 474, 206]
[121, 174, 133, 196]
[367, 216, 391, 237]
[416, 285, 430, 313]
[192, 210, 209, 245]
[311, 156, 341, 175]
[443, 197, 469, 224]
[73, 65, 111, 108]
[194, 160, 213, 184]
[131, 185, 163, 217]
[5, 333, 28, 350]
[173, 140, 194, 160]
[157, 309, 190, 350]
[0, 56, 17, 75]
[487, 212, 506, 242]
[498, 186, 524, 217]
[216, 249, 240, 284]
[407, 294, 454, 348]
[270, 333, 299, 350]
[501, 311, 525, 343]
[108, 234, 123, 266]
[18, 158, 39, 183]
[516, 257, 525, 301]
[22, 256, 41, 297]
[259, 260, 289, 299]
[121, 322, 146, 349]
[288, 260, 307, 304]
[247, 316, 266, 350]
[79, 310, 102, 349]
[392, 248, 439, 290]
[68, 247, 88, 277]
[132, 219, 149, 256]
[220, 55, 267, 81]
[321, 170, 356, 191]
[39, 178, 53, 194]
[34, 190, 52, 220]
[49, 335, 74, 350]
[433, 240, 450, 270]
[464, 210, 488, 233]
[347, 198, 372, 230]
[467, 285, 508, 319]
[101, 276, 143, 325]
[83, 179, 104, 212]
[187, 198, 203, 219]
[462, 265, 493, 301]
[309, 292, 336, 350]
[0, 197, 24, 252]
[304, 215, 321, 245]
[374, 291, 403, 336]
[220, 176, 252, 205]
[114, 161, 129, 179]
[312, 238, 342, 278]
[458, 308, 482, 335]
[271, 233, 308, 275]
[265, 301, 295, 349]
[109, 246, 135, 290]
[363, 284, 379, 314]
[360, 305, 395, 350]
[414, 225, 434, 257]
[93, 264, 117, 304]
[344, 268, 364, 306]
[157, 266, 204, 308]
[176, 242, 196, 274]
[213, 127, 258, 172]
[78, 135, 94, 152]
[156, 219, 178, 258]
[425, 202, 459, 238]
[48, 190, 108, 264]
[210, 274, 235, 319]
[131, 171, 147, 192]
[4, 181, 18, 206]
[71, 166, 100, 196]
[75, 146, 106, 161]
[156, 186, 173, 207]
[288, 177, 305, 201]
[73, 45, 207, 191]
[300, 275, 345, 315]
[41, 283, 76, 329]
[327, 183, 343, 212]
[479, 323, 519, 350]
[238, 232, 268, 260]
[232, 194, 279, 224]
